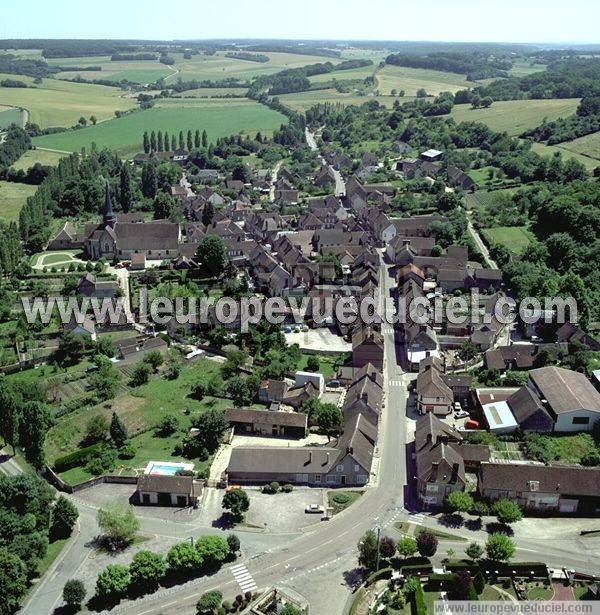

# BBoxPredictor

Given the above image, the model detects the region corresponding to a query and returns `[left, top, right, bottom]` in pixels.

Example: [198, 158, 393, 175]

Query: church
[83, 182, 181, 261]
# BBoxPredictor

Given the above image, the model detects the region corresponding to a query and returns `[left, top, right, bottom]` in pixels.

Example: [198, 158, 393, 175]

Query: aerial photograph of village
[0, 1, 599, 613]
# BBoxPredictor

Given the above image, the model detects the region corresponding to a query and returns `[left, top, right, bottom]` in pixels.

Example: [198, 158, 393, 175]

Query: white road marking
[230, 563, 258, 592]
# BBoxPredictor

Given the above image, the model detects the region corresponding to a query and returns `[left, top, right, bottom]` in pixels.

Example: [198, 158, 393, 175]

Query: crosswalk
[388, 379, 404, 387]
[408, 512, 425, 524]
[230, 563, 258, 593]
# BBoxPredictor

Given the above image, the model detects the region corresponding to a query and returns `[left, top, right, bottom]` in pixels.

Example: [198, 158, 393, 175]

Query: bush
[118, 444, 136, 460]
[262, 481, 280, 494]
[471, 500, 490, 516]
[281, 483, 294, 493]
[54, 442, 105, 472]
[331, 492, 350, 504]
[365, 566, 393, 586]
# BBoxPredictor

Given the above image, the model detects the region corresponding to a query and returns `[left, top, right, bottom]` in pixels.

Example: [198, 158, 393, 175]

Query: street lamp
[375, 526, 381, 572]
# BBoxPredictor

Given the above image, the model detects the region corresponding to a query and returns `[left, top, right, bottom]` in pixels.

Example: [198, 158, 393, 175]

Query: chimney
[308, 451, 312, 464]
[346, 446, 354, 455]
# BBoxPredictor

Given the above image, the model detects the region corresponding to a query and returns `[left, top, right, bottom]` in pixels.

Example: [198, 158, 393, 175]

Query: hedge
[365, 567, 393, 586]
[401, 564, 433, 575]
[412, 580, 427, 615]
[53, 442, 105, 472]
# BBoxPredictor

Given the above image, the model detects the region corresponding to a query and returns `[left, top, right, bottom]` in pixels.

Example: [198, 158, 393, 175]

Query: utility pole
[375, 526, 381, 572]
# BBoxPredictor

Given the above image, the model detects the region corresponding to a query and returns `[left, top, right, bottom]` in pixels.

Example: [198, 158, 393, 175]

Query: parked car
[453, 401, 462, 411]
[327, 379, 341, 388]
[283, 326, 292, 333]
[305, 503, 325, 514]
[454, 410, 469, 419]
[300, 325, 309, 332]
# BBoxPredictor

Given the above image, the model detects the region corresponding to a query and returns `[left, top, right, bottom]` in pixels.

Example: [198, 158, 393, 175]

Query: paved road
[305, 128, 346, 197]
[269, 160, 283, 203]
[467, 212, 498, 269]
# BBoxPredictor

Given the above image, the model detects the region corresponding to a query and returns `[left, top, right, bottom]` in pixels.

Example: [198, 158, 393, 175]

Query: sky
[1, 0, 599, 44]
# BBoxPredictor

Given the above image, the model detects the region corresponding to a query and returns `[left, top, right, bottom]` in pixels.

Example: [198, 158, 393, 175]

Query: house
[258, 379, 289, 404]
[136, 474, 201, 507]
[282, 381, 320, 409]
[65, 315, 96, 338]
[225, 408, 307, 438]
[387, 235, 435, 262]
[527, 366, 600, 432]
[414, 413, 488, 506]
[47, 221, 82, 251]
[447, 166, 476, 191]
[420, 149, 443, 162]
[77, 273, 119, 299]
[481, 399, 519, 434]
[404, 323, 439, 371]
[416, 367, 453, 415]
[484, 344, 537, 371]
[116, 336, 168, 361]
[344, 373, 383, 425]
[556, 322, 600, 351]
[352, 327, 384, 371]
[478, 462, 600, 514]
[506, 386, 554, 432]
[294, 371, 325, 395]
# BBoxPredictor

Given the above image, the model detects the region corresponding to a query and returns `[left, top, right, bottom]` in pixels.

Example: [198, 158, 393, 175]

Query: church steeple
[102, 179, 117, 229]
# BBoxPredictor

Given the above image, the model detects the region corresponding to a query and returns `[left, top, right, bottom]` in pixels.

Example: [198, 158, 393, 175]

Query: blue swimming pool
[146, 462, 192, 476]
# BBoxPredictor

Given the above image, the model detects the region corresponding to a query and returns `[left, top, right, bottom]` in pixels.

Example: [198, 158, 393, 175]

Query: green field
[0, 180, 37, 222]
[450, 98, 580, 136]
[556, 131, 600, 162]
[278, 88, 408, 112]
[0, 73, 136, 127]
[508, 60, 547, 77]
[530, 141, 599, 172]
[376, 64, 471, 96]
[309, 65, 375, 84]
[482, 226, 534, 255]
[0, 105, 22, 128]
[11, 148, 66, 170]
[32, 98, 287, 157]
[172, 86, 250, 98]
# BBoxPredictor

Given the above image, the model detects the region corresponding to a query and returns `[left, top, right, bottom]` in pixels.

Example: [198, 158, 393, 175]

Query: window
[354, 464, 360, 472]
[314, 475, 321, 483]
[336, 464, 344, 472]
[572, 417, 590, 425]
[326, 475, 337, 484]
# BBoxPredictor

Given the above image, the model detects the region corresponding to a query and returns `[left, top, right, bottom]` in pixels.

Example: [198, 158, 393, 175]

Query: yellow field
[278, 89, 411, 112]
[11, 148, 66, 170]
[0, 73, 136, 128]
[450, 99, 580, 136]
[375, 65, 471, 96]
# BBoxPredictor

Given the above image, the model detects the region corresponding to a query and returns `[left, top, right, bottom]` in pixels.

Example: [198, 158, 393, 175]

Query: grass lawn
[0, 180, 37, 222]
[524, 433, 597, 464]
[525, 582, 554, 600]
[480, 584, 517, 601]
[0, 105, 22, 128]
[296, 353, 345, 379]
[395, 522, 467, 542]
[376, 65, 471, 96]
[37, 537, 69, 577]
[450, 99, 580, 136]
[481, 226, 534, 255]
[531, 141, 600, 172]
[0, 73, 137, 128]
[33, 98, 286, 157]
[556, 131, 600, 163]
[10, 148, 66, 170]
[508, 61, 547, 77]
[327, 490, 363, 514]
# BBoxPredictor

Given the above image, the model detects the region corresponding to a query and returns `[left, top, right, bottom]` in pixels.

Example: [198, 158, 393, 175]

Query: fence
[45, 465, 138, 494]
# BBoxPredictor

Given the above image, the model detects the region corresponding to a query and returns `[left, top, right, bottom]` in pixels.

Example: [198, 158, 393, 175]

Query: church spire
[102, 179, 116, 229]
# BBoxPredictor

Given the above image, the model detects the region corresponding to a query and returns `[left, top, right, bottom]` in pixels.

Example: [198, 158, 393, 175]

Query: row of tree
[142, 128, 208, 154]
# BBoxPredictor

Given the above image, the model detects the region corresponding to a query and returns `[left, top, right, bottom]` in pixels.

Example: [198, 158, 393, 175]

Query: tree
[78, 116, 87, 127]
[447, 491, 474, 515]
[89, 362, 121, 401]
[227, 533, 240, 555]
[195, 535, 229, 568]
[191, 381, 207, 400]
[95, 564, 131, 598]
[51, 495, 79, 539]
[141, 161, 157, 198]
[492, 498, 522, 524]
[485, 533, 515, 562]
[156, 414, 179, 436]
[129, 550, 165, 590]
[195, 235, 227, 277]
[201, 200, 215, 226]
[196, 590, 223, 614]
[458, 340, 478, 362]
[481, 96, 493, 108]
[0, 380, 22, 455]
[63, 579, 86, 609]
[119, 164, 132, 213]
[416, 530, 438, 557]
[97, 504, 140, 547]
[202, 129, 208, 148]
[357, 529, 378, 570]
[153, 191, 176, 220]
[171, 134, 177, 150]
[20, 401, 51, 468]
[150, 131, 157, 152]
[396, 536, 418, 559]
[305, 355, 320, 372]
[194, 130, 201, 148]
[109, 412, 128, 448]
[85, 414, 109, 443]
[227, 376, 252, 407]
[167, 541, 201, 573]
[157, 130, 164, 152]
[55, 332, 86, 366]
[187, 130, 193, 152]
[144, 350, 164, 371]
[179, 131, 185, 150]
[132, 362, 151, 386]
[143, 131, 150, 154]
[222, 489, 250, 521]
[314, 402, 342, 436]
[379, 535, 396, 559]
[280, 606, 303, 615]
[189, 408, 229, 454]
[96, 337, 116, 358]
[465, 542, 484, 562]
[416, 88, 428, 98]
[0, 547, 27, 615]
[453, 570, 474, 599]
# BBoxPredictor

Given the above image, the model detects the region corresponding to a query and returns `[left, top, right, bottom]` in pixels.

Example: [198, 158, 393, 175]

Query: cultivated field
[507, 60, 547, 77]
[0, 105, 23, 128]
[557, 131, 600, 162]
[308, 65, 375, 83]
[11, 148, 66, 170]
[0, 73, 137, 127]
[450, 98, 580, 135]
[32, 98, 287, 157]
[375, 64, 471, 96]
[0, 180, 37, 222]
[482, 225, 534, 255]
[278, 88, 409, 112]
[172, 86, 249, 98]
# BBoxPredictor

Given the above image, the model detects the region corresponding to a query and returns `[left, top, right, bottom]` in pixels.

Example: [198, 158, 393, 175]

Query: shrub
[196, 589, 223, 614]
[281, 483, 294, 493]
[63, 578, 86, 607]
[53, 442, 105, 472]
[118, 444, 136, 460]
[471, 500, 490, 516]
[262, 481, 280, 494]
[332, 492, 350, 504]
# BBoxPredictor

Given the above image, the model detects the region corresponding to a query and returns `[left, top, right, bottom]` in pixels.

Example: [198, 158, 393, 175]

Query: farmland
[481, 225, 534, 255]
[449, 98, 580, 135]
[556, 131, 600, 162]
[0, 180, 37, 222]
[375, 64, 471, 96]
[507, 60, 547, 76]
[32, 98, 287, 157]
[278, 88, 407, 112]
[0, 105, 23, 128]
[530, 141, 600, 172]
[10, 147, 66, 170]
[0, 73, 136, 127]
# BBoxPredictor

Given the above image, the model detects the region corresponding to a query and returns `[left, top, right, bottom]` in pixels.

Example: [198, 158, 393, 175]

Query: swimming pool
[144, 461, 194, 476]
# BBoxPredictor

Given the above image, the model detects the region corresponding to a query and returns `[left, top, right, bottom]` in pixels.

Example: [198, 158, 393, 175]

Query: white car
[454, 410, 469, 419]
[305, 504, 325, 514]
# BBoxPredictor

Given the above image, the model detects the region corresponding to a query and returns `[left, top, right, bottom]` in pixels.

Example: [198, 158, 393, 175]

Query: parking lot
[283, 327, 351, 353]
